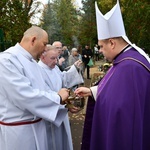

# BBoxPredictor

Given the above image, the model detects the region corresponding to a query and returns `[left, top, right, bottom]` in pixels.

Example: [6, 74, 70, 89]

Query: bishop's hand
[74, 87, 92, 97]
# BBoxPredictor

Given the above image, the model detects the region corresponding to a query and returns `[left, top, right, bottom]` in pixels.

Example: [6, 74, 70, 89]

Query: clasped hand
[74, 60, 82, 68]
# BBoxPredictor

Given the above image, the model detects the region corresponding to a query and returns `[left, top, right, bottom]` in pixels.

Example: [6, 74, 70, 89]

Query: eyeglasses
[49, 57, 58, 60]
[56, 47, 62, 50]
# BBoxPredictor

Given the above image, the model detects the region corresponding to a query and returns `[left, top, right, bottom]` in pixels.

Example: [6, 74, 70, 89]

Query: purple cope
[81, 48, 150, 150]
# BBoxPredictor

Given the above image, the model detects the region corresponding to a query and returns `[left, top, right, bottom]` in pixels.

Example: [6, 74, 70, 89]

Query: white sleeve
[0, 55, 67, 127]
[90, 86, 98, 101]
[62, 65, 84, 88]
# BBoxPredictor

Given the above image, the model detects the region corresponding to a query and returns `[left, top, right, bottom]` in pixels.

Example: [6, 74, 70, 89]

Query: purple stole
[97, 66, 115, 96]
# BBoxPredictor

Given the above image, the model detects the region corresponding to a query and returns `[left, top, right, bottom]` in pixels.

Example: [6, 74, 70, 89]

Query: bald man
[52, 41, 67, 71]
[0, 26, 69, 150]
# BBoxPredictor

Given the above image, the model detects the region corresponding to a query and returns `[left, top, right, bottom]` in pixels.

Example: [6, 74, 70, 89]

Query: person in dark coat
[82, 45, 93, 79]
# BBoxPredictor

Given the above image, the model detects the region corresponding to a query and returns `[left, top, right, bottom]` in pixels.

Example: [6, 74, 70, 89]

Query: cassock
[38, 60, 83, 150]
[82, 47, 150, 150]
[0, 43, 68, 150]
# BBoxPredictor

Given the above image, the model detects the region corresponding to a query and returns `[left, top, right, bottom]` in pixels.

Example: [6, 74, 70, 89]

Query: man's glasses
[49, 57, 57, 60]
[56, 47, 62, 50]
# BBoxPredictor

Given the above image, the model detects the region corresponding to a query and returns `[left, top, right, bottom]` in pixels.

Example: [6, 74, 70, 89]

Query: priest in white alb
[0, 26, 70, 150]
[38, 44, 84, 150]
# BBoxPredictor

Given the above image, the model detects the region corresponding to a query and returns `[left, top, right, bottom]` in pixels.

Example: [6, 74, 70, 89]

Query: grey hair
[71, 48, 77, 52]
[42, 45, 57, 56]
[52, 41, 62, 47]
[45, 45, 56, 51]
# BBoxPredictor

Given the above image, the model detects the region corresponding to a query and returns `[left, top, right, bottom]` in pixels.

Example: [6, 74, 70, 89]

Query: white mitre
[95, 0, 150, 63]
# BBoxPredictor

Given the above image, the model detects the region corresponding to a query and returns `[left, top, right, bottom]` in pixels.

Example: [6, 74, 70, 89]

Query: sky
[75, 0, 83, 8]
[31, 0, 83, 24]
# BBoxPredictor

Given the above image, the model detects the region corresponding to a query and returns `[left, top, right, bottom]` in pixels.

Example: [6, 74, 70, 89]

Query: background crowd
[0, 0, 149, 150]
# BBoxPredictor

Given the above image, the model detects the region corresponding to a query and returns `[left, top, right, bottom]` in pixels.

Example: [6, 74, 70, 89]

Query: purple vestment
[82, 48, 150, 150]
